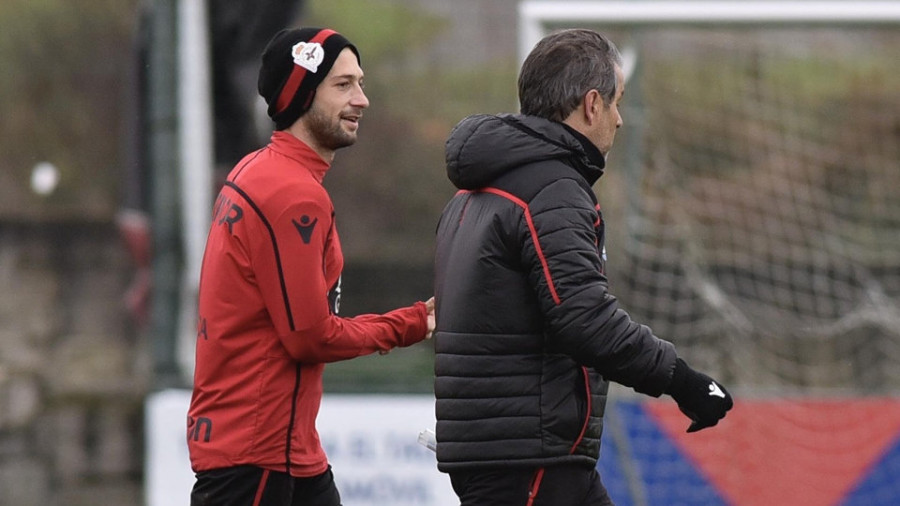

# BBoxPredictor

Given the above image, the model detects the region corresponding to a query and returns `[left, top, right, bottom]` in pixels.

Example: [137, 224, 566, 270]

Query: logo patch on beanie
[292, 41, 325, 73]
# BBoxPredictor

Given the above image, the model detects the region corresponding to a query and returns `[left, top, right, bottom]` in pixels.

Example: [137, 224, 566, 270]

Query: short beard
[305, 103, 357, 152]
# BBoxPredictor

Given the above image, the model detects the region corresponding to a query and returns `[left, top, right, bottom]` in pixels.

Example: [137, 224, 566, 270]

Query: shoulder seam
[478, 187, 562, 306]
[224, 181, 296, 331]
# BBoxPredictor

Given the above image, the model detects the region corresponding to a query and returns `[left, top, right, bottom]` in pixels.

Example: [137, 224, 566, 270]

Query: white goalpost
[519, 0, 900, 60]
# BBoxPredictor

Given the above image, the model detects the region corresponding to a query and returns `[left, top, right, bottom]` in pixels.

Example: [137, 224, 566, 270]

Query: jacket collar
[268, 130, 331, 183]
[560, 123, 606, 185]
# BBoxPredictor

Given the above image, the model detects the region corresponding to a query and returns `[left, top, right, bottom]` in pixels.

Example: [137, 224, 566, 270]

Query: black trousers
[449, 463, 614, 506]
[190, 465, 341, 506]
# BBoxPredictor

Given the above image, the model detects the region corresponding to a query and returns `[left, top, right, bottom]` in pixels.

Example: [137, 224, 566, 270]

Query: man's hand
[424, 297, 435, 339]
[378, 298, 436, 355]
[666, 358, 733, 433]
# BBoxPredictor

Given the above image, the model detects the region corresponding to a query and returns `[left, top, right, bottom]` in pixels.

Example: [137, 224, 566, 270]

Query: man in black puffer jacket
[433, 29, 733, 506]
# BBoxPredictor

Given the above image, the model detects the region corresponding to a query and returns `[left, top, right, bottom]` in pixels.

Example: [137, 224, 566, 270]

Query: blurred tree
[306, 0, 519, 265]
[0, 0, 139, 221]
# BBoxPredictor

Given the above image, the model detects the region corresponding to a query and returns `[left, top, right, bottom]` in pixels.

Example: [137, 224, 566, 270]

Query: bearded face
[295, 47, 368, 157]
[304, 99, 360, 151]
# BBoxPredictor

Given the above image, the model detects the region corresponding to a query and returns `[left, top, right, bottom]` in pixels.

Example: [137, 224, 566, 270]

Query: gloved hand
[666, 358, 733, 433]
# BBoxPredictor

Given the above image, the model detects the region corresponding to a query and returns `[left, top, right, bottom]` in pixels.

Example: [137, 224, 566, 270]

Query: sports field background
[0, 1, 898, 505]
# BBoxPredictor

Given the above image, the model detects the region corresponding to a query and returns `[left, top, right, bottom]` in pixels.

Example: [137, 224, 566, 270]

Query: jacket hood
[445, 114, 605, 190]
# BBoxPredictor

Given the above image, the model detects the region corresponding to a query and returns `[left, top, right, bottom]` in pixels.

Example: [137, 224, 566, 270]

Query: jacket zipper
[569, 366, 592, 454]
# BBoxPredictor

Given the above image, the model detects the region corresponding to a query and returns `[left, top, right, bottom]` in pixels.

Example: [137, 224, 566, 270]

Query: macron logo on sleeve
[293, 215, 318, 244]
[709, 382, 726, 398]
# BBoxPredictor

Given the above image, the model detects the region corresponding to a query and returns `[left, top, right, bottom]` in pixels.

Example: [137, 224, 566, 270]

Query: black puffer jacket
[433, 114, 677, 472]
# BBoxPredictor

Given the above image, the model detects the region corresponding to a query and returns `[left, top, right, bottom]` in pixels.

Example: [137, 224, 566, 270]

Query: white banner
[145, 390, 456, 506]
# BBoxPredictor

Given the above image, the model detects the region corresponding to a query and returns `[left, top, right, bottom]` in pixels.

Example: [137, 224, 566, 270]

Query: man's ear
[583, 89, 603, 125]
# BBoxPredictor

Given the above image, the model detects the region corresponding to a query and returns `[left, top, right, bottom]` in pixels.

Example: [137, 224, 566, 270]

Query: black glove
[666, 358, 733, 433]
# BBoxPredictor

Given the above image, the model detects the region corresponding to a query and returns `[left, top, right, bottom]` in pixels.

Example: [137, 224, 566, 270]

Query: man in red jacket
[187, 27, 435, 506]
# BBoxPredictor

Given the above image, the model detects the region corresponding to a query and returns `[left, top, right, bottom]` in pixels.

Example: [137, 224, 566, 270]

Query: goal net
[520, 2, 900, 505]
[606, 24, 900, 393]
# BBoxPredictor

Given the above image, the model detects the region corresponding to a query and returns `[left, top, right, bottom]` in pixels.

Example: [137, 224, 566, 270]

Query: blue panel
[597, 411, 634, 506]
[841, 433, 900, 506]
[597, 400, 727, 506]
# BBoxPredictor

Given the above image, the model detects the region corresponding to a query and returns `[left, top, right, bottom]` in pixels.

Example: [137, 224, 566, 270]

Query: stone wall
[0, 221, 148, 506]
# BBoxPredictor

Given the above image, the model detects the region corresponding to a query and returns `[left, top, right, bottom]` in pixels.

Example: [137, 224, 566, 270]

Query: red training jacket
[187, 131, 428, 477]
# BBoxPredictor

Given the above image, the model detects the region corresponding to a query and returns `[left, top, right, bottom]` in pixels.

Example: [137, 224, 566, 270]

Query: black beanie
[258, 27, 360, 130]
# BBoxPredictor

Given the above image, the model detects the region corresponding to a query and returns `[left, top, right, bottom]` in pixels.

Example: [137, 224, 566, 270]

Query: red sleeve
[281, 302, 429, 363]
[251, 183, 428, 363]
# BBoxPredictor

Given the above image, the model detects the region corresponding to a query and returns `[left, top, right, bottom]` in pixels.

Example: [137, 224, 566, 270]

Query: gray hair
[518, 29, 622, 122]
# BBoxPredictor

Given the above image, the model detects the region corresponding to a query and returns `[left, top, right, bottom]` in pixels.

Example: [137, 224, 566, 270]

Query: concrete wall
[0, 221, 148, 506]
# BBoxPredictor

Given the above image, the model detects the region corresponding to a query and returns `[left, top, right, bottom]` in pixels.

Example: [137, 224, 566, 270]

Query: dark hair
[518, 29, 622, 122]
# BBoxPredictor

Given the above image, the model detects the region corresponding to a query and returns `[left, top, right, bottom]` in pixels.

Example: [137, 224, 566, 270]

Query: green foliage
[643, 34, 900, 182]
[305, 0, 519, 264]
[324, 345, 435, 393]
[307, 0, 519, 123]
[0, 0, 138, 220]
[308, 0, 446, 63]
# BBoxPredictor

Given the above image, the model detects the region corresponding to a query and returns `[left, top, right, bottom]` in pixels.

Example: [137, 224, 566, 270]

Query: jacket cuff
[397, 301, 429, 347]
[665, 357, 689, 397]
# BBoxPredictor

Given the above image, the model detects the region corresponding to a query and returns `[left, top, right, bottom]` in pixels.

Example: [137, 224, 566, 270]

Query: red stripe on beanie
[274, 28, 337, 114]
